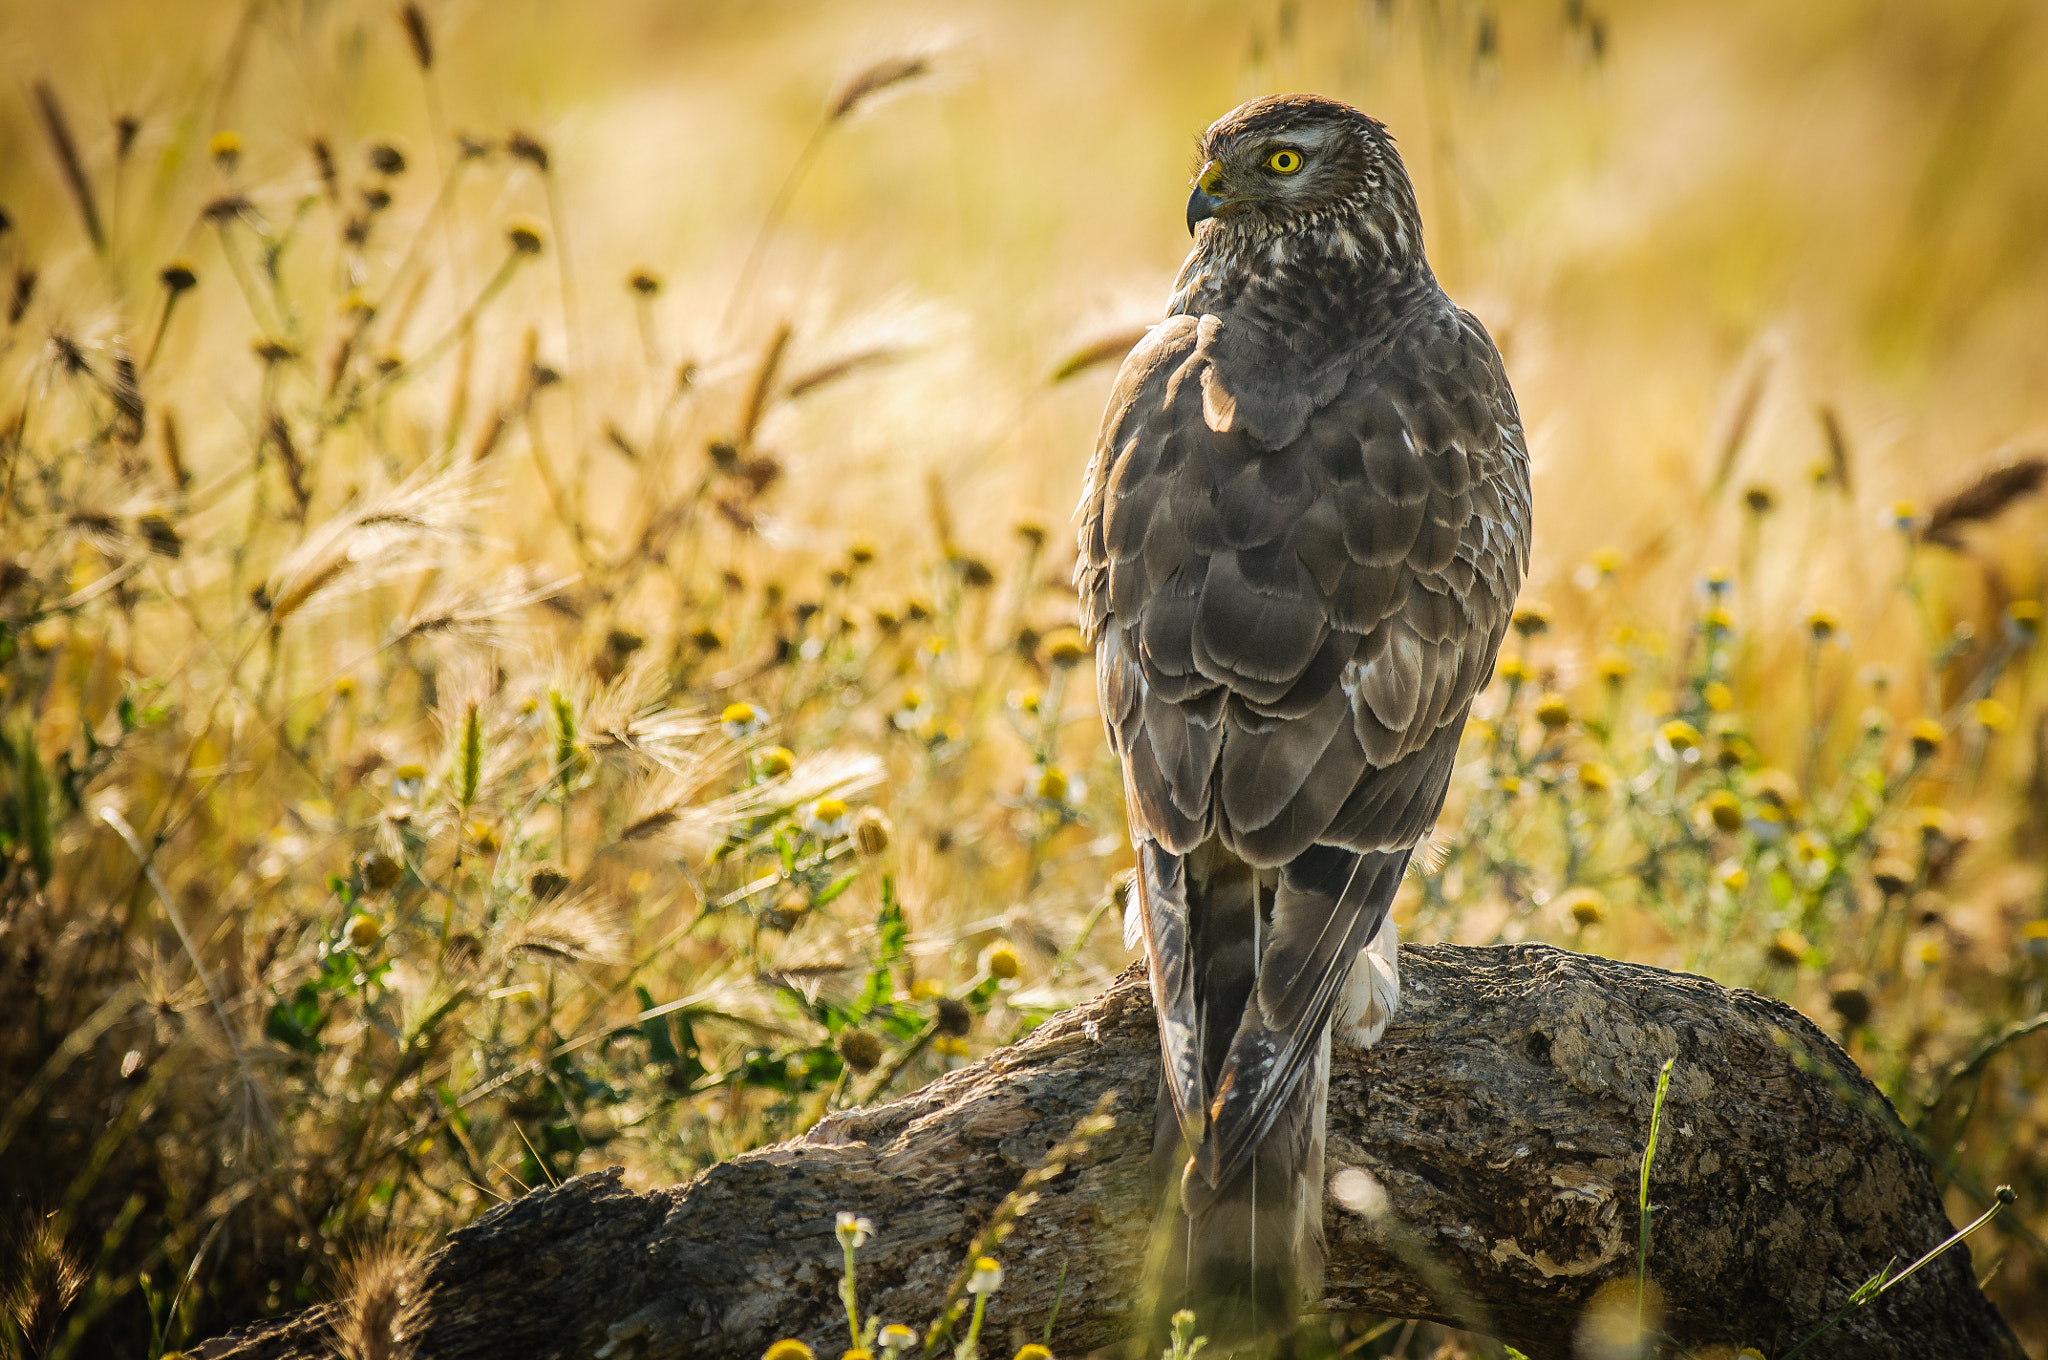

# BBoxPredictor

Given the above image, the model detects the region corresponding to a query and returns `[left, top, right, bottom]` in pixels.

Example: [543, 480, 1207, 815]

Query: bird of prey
[1074, 94, 1530, 1346]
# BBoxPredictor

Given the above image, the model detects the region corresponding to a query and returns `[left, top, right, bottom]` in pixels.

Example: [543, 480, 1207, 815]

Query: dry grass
[0, 2, 2045, 1357]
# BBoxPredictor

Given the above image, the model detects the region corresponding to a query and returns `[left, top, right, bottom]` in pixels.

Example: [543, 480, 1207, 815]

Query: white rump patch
[1334, 913, 1401, 1050]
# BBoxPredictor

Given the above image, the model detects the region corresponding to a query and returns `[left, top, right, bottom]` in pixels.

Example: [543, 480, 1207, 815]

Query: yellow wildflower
[1659, 720, 1702, 754]
[1042, 628, 1089, 668]
[1767, 929, 1807, 967]
[1558, 887, 1607, 927]
[1972, 699, 2010, 733]
[1699, 790, 1743, 833]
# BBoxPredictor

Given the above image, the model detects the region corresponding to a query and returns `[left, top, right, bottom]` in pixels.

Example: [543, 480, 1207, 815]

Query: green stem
[1638, 1057, 1675, 1334]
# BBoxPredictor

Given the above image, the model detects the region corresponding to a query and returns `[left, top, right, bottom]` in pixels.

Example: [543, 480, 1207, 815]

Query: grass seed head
[505, 130, 550, 171]
[835, 1029, 883, 1073]
[1828, 977, 1872, 1027]
[853, 807, 892, 856]
[358, 852, 403, 894]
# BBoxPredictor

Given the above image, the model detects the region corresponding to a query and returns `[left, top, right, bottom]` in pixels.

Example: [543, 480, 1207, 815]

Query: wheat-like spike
[264, 461, 490, 625]
[611, 768, 723, 846]
[738, 322, 792, 445]
[500, 895, 630, 966]
[569, 654, 718, 777]
[32, 82, 103, 251]
[335, 1246, 414, 1360]
[393, 569, 573, 647]
[458, 703, 483, 807]
[1816, 403, 1853, 492]
[1706, 334, 1777, 495]
[660, 751, 884, 854]
[1050, 325, 1151, 383]
[782, 344, 909, 400]
[3, 1214, 87, 1356]
[1920, 453, 2048, 549]
[586, 708, 716, 777]
[828, 55, 931, 121]
[399, 3, 434, 70]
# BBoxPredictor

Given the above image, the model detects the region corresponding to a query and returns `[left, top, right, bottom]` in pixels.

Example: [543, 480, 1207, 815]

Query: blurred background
[2, 1, 2045, 1356]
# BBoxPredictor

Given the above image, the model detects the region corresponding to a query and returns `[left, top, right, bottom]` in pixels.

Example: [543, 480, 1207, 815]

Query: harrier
[1074, 94, 1531, 1346]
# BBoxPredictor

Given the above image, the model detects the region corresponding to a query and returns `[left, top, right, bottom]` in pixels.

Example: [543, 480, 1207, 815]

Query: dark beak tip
[1186, 186, 1222, 236]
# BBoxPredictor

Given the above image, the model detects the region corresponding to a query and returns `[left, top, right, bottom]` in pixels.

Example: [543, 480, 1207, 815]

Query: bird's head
[1185, 94, 1422, 264]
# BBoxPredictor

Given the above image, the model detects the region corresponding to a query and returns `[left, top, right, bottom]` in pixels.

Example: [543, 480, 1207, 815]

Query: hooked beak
[1186, 162, 1226, 235]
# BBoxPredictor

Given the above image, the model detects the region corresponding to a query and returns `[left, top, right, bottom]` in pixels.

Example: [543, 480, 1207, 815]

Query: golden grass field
[2, 1, 2045, 1356]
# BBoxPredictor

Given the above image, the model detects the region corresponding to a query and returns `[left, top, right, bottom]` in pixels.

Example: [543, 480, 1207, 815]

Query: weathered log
[191, 943, 2022, 1360]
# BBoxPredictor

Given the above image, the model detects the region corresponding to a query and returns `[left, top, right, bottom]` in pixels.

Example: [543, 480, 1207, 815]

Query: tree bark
[191, 943, 2022, 1360]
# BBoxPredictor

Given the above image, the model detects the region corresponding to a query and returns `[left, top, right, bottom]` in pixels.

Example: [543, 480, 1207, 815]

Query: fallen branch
[191, 943, 2022, 1360]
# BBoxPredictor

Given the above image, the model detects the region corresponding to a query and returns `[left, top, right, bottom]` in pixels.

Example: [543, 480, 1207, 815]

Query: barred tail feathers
[1151, 1032, 1330, 1347]
[1144, 843, 1337, 1348]
[1143, 840, 1412, 1349]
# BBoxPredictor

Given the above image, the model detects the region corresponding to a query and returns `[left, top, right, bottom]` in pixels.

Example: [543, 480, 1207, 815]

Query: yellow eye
[1265, 149, 1303, 174]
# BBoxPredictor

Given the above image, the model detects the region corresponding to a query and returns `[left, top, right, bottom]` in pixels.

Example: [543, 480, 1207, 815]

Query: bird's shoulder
[1079, 289, 1528, 614]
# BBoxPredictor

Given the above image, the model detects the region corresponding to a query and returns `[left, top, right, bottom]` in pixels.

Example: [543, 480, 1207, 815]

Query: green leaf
[637, 985, 681, 1065]
[264, 982, 326, 1055]
[876, 879, 908, 965]
[11, 728, 53, 886]
[813, 870, 857, 907]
